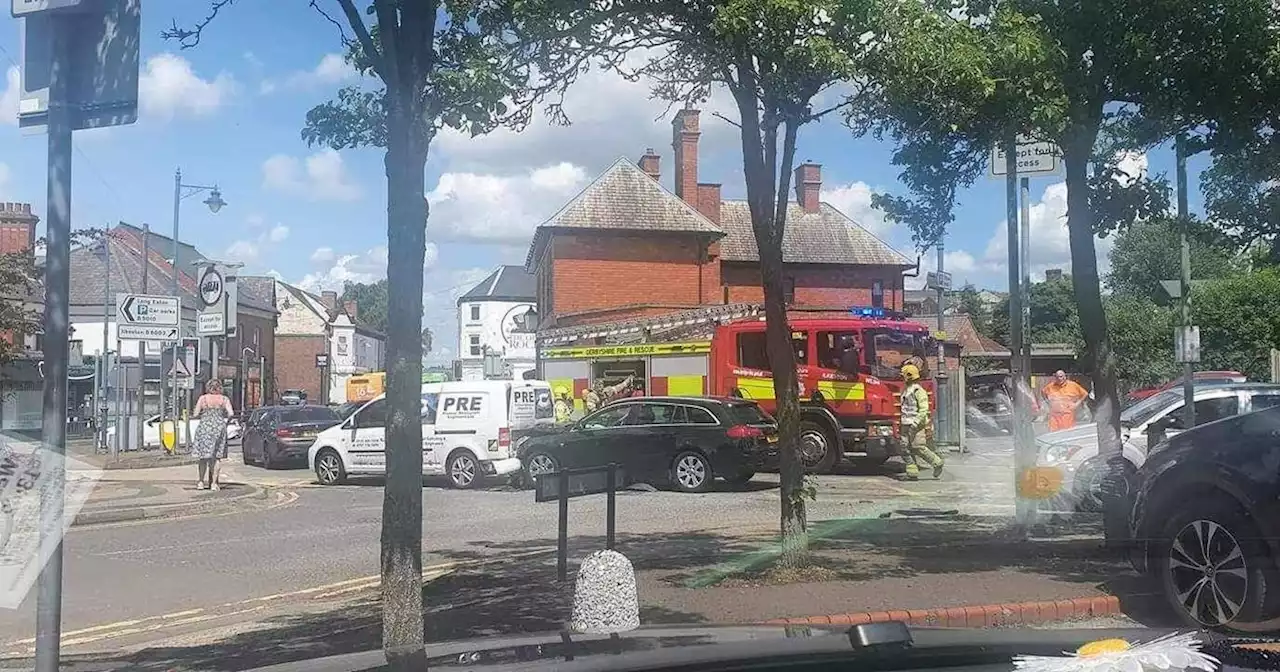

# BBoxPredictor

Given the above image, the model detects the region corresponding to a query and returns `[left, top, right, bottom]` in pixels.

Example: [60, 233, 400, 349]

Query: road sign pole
[34, 13, 72, 672]
[171, 169, 181, 431]
[1176, 136, 1195, 428]
[1004, 135, 1034, 530]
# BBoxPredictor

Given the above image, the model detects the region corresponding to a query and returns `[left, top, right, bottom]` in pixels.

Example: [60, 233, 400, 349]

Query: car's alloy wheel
[672, 452, 710, 493]
[448, 453, 479, 489]
[527, 453, 557, 480]
[314, 450, 345, 486]
[1167, 518, 1250, 627]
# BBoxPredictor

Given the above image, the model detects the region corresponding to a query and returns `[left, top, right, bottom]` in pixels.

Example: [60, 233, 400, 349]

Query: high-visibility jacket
[901, 382, 931, 429]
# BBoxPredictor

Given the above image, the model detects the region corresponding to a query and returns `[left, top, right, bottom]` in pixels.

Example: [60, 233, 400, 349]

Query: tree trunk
[1063, 120, 1126, 547]
[730, 81, 807, 566]
[381, 89, 429, 670]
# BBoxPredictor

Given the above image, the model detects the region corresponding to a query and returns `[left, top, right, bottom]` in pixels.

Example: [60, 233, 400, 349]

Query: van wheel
[447, 451, 480, 490]
[314, 448, 346, 486]
[799, 420, 838, 474]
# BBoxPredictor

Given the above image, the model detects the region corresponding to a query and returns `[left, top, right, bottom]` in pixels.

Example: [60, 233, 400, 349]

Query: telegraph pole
[1004, 135, 1034, 527]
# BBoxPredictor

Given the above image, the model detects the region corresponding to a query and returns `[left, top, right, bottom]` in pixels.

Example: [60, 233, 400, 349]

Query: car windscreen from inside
[278, 407, 340, 424]
[726, 402, 773, 425]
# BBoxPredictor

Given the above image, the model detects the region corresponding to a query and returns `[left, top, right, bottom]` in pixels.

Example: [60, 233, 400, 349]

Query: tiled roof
[525, 157, 724, 270]
[718, 201, 912, 266]
[911, 313, 1006, 354]
[457, 265, 535, 305]
[69, 228, 276, 313]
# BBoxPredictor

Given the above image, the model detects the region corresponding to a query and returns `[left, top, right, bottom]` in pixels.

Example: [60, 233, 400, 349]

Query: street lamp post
[168, 168, 226, 427]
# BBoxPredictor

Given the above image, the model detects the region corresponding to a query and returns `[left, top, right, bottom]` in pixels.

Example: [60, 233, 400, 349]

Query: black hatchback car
[1128, 403, 1280, 631]
[517, 396, 778, 493]
[242, 405, 341, 469]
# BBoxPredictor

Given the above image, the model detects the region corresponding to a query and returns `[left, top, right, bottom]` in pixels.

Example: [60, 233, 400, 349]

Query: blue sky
[0, 4, 1214, 363]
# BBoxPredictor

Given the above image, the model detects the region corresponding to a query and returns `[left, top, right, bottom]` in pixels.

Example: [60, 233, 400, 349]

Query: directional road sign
[116, 294, 179, 326]
[119, 325, 180, 342]
[13, 0, 83, 16]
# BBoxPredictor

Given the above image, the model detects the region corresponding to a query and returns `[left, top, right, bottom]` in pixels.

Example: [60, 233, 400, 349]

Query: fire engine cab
[708, 308, 936, 473]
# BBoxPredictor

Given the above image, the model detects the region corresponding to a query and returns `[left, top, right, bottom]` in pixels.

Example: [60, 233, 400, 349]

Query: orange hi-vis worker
[1041, 370, 1088, 431]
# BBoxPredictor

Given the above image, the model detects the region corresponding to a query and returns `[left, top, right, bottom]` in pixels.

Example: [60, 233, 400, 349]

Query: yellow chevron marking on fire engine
[815, 380, 866, 401]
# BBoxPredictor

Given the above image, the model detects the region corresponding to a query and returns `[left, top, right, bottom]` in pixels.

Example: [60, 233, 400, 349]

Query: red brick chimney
[672, 109, 701, 206]
[320, 290, 338, 313]
[0, 202, 38, 255]
[638, 148, 661, 182]
[696, 183, 721, 225]
[793, 161, 822, 213]
[343, 300, 358, 320]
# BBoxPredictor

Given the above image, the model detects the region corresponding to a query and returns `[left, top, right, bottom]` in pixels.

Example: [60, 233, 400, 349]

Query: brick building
[0, 203, 42, 435]
[265, 280, 386, 405]
[526, 108, 914, 331]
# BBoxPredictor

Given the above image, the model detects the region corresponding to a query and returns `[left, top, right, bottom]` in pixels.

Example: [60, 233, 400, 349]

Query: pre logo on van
[441, 394, 485, 419]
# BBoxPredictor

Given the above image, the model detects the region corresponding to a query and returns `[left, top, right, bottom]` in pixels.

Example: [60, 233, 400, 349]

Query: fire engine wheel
[799, 420, 838, 474]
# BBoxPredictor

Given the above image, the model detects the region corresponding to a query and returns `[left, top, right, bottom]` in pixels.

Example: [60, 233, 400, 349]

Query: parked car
[966, 371, 1014, 436]
[1128, 403, 1280, 631]
[332, 400, 364, 423]
[242, 405, 341, 469]
[106, 414, 196, 449]
[1038, 382, 1280, 510]
[1125, 370, 1247, 406]
[279, 389, 309, 406]
[517, 396, 779, 493]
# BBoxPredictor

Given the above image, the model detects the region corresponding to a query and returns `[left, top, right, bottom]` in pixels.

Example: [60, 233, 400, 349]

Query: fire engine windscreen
[866, 329, 932, 380]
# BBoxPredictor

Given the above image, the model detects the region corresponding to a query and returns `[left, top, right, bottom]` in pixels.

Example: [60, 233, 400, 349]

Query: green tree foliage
[859, 0, 1275, 456]
[1191, 270, 1280, 380]
[538, 0, 887, 564]
[1089, 296, 1177, 394]
[341, 280, 389, 334]
[0, 248, 40, 366]
[166, 2, 593, 667]
[1201, 141, 1280, 263]
[1105, 217, 1240, 301]
[989, 275, 1078, 346]
[954, 284, 993, 339]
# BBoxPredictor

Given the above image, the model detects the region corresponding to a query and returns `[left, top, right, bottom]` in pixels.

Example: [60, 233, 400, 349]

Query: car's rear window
[279, 407, 339, 424]
[726, 402, 773, 425]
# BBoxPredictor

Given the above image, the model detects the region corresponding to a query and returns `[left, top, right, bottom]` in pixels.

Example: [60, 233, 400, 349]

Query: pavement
[0, 435, 1167, 671]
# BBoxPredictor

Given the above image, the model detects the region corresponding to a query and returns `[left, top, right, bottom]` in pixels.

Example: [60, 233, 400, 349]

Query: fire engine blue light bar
[851, 307, 886, 318]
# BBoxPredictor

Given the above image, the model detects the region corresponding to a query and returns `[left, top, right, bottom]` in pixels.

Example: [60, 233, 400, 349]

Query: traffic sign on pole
[118, 325, 179, 342]
[17, 0, 139, 131]
[115, 294, 179, 326]
[989, 135, 1062, 179]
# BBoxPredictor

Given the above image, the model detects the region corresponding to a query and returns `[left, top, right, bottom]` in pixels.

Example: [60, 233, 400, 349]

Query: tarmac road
[0, 436, 1060, 657]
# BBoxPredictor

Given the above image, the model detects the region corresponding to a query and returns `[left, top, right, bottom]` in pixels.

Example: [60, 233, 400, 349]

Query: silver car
[1037, 382, 1280, 510]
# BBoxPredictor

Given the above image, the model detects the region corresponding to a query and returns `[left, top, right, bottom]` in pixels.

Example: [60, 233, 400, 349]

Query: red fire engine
[708, 308, 936, 473]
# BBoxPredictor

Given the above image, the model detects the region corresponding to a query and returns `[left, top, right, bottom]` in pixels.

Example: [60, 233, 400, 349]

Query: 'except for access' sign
[197, 311, 225, 336]
[989, 136, 1062, 178]
[116, 294, 179, 326]
[118, 325, 180, 342]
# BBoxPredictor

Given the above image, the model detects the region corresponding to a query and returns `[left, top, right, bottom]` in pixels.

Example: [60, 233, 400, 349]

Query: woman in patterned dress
[191, 379, 234, 490]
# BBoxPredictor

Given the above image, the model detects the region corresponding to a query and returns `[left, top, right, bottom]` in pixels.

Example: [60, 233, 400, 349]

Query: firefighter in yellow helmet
[553, 386, 573, 424]
[900, 363, 944, 480]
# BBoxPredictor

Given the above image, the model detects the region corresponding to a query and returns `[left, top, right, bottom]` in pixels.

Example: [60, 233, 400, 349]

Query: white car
[105, 415, 243, 448]
[1037, 383, 1280, 509]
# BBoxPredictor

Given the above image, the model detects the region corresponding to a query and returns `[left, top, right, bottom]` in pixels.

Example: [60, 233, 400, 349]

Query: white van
[308, 379, 554, 489]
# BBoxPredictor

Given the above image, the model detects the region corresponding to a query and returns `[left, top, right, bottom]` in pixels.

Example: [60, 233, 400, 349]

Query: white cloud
[225, 221, 292, 267]
[980, 181, 1111, 282]
[433, 49, 742, 177]
[261, 53, 356, 94]
[297, 242, 440, 293]
[426, 162, 589, 244]
[262, 149, 362, 202]
[139, 54, 235, 120]
[821, 181, 890, 235]
[0, 66, 18, 126]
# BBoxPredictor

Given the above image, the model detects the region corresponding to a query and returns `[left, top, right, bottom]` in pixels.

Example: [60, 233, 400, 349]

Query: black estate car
[1128, 403, 1280, 631]
[517, 396, 778, 493]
